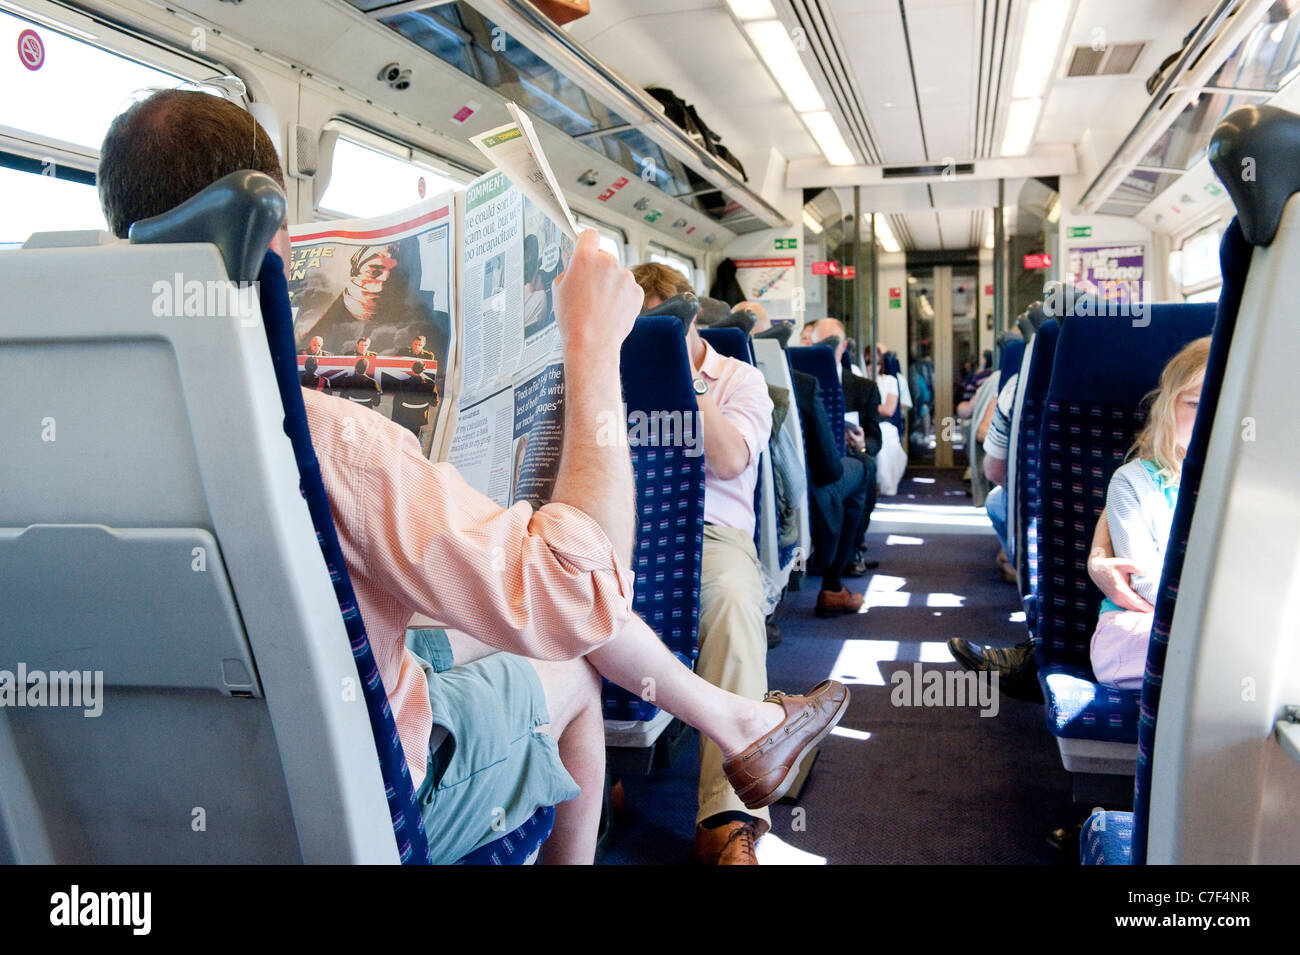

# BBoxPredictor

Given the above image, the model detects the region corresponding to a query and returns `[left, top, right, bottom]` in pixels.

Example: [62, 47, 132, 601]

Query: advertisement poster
[1064, 244, 1146, 304]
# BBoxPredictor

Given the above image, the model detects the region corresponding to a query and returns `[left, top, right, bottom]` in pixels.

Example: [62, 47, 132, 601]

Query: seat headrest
[1209, 104, 1300, 246]
[129, 170, 287, 283]
[696, 295, 733, 326]
[754, 323, 793, 348]
[641, 292, 699, 334]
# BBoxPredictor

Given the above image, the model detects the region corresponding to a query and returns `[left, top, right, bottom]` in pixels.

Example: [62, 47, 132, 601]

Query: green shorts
[406, 629, 580, 865]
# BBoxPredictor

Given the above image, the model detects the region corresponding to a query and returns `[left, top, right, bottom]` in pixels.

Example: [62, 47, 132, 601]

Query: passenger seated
[99, 90, 847, 864]
[1090, 337, 1209, 688]
[807, 317, 881, 574]
[872, 351, 910, 496]
[630, 263, 785, 865]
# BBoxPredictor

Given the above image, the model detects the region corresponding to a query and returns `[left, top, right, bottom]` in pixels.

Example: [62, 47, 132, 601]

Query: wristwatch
[693, 378, 708, 396]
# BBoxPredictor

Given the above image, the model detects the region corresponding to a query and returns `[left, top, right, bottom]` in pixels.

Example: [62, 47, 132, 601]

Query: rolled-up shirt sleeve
[358, 425, 635, 660]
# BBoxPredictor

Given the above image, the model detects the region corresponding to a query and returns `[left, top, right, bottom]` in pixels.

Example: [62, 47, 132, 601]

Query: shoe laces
[726, 822, 757, 856]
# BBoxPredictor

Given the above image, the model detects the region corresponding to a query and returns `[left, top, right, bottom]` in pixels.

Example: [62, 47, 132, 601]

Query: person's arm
[1087, 518, 1154, 613]
[362, 426, 635, 662]
[547, 229, 644, 565]
[879, 392, 898, 419]
[1095, 471, 1162, 611]
[984, 452, 1007, 487]
[694, 388, 755, 481]
[975, 395, 997, 444]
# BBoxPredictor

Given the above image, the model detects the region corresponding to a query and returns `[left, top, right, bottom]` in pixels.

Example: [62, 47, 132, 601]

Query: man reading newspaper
[98, 89, 847, 863]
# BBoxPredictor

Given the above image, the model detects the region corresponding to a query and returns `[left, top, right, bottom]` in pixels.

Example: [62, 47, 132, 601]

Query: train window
[316, 127, 470, 219]
[575, 215, 626, 264]
[0, 10, 184, 155]
[0, 153, 103, 247]
[1173, 221, 1223, 303]
[649, 245, 697, 285]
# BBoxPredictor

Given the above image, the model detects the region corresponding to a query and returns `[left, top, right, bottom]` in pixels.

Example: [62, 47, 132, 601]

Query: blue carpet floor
[600, 470, 1087, 864]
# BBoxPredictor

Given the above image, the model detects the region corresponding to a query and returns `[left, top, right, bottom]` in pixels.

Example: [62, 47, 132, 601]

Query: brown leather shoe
[692, 820, 759, 865]
[815, 587, 863, 617]
[723, 680, 850, 810]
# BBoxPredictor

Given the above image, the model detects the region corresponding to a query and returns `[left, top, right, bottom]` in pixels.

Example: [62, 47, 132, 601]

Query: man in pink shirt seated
[98, 90, 847, 865]
[632, 264, 779, 865]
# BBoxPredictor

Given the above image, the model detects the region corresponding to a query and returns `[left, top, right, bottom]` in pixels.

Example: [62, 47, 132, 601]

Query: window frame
[648, 242, 699, 290]
[1175, 218, 1225, 303]
[575, 212, 627, 264]
[314, 117, 482, 220]
[0, 0, 240, 176]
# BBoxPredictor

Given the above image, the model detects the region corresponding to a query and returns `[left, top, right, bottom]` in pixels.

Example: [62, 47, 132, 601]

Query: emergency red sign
[841, 266, 856, 279]
[811, 261, 838, 276]
[18, 29, 44, 71]
[1023, 253, 1052, 269]
[984, 284, 994, 295]
[888, 286, 901, 297]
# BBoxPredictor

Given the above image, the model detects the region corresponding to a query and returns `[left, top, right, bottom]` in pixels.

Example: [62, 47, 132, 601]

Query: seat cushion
[454, 805, 556, 865]
[1039, 665, 1139, 743]
[1080, 810, 1134, 865]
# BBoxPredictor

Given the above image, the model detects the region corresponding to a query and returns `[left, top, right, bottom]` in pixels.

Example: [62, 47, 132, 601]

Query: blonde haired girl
[1091, 336, 1212, 688]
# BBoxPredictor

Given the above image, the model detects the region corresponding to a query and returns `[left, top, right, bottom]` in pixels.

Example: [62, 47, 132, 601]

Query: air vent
[881, 162, 975, 179]
[1067, 41, 1147, 77]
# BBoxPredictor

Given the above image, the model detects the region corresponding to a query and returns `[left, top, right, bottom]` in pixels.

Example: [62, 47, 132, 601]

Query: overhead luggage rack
[351, 0, 787, 233]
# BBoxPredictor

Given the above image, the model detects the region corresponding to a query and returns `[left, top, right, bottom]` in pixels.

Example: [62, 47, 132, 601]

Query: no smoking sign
[18, 28, 44, 71]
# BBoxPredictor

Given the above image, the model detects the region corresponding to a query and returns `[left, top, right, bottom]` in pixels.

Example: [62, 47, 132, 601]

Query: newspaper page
[286, 195, 457, 460]
[445, 168, 574, 509]
[470, 103, 580, 240]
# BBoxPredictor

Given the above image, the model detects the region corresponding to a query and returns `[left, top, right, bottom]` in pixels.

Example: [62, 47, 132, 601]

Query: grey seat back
[0, 238, 396, 863]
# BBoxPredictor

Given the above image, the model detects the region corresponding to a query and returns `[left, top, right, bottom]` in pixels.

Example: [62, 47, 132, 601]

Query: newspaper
[287, 195, 457, 459]
[286, 104, 580, 509]
[446, 168, 574, 508]
[470, 103, 580, 241]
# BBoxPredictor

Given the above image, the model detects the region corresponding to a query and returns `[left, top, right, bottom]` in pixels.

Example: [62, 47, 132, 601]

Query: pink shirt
[301, 387, 635, 789]
[697, 339, 773, 537]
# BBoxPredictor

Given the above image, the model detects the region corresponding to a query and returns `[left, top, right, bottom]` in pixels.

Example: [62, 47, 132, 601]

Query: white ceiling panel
[565, 0, 820, 170]
[832, 3, 927, 163]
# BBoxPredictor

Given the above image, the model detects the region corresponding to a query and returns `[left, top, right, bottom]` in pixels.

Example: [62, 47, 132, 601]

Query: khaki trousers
[695, 523, 771, 833]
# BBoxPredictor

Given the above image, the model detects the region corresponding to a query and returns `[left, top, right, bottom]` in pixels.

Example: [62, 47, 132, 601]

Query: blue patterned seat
[1033, 304, 1216, 748]
[1011, 320, 1058, 636]
[1082, 218, 1253, 863]
[788, 346, 846, 456]
[603, 315, 706, 722]
[1079, 809, 1135, 865]
[260, 252, 558, 865]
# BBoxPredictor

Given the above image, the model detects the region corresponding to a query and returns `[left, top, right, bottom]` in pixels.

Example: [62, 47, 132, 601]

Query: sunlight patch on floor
[828, 639, 956, 685]
[755, 831, 827, 866]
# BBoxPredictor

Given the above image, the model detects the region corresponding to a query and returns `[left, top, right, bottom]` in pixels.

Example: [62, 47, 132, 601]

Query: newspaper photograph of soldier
[288, 198, 454, 440]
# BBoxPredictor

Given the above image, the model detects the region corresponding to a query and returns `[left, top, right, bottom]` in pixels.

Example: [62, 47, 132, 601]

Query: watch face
[693, 378, 707, 395]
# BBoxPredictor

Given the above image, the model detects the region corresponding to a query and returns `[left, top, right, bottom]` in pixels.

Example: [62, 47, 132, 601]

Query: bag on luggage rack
[645, 86, 748, 182]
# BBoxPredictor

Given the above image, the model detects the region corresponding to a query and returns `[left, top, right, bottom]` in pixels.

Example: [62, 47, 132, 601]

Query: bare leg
[529, 656, 605, 865]
[445, 623, 781, 757]
[585, 615, 783, 757]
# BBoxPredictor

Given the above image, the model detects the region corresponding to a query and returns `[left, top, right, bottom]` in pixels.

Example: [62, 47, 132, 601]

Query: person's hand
[846, 423, 866, 453]
[1087, 552, 1156, 614]
[553, 229, 642, 358]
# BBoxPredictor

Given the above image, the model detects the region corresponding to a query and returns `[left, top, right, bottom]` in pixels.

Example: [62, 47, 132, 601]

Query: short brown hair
[98, 90, 285, 238]
[631, 262, 692, 309]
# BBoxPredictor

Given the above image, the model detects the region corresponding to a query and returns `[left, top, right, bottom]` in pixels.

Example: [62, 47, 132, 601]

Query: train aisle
[604, 470, 1078, 865]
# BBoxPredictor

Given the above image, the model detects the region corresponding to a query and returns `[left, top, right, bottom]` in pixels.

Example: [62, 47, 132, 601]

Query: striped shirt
[302, 387, 636, 788]
[981, 374, 1019, 461]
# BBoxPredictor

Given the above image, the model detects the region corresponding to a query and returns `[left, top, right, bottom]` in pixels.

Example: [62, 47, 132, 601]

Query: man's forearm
[695, 392, 750, 480]
[550, 357, 636, 565]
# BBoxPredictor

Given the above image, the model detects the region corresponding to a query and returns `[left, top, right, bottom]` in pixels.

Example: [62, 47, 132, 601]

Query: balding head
[98, 90, 285, 238]
[734, 300, 771, 335]
[811, 318, 848, 362]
